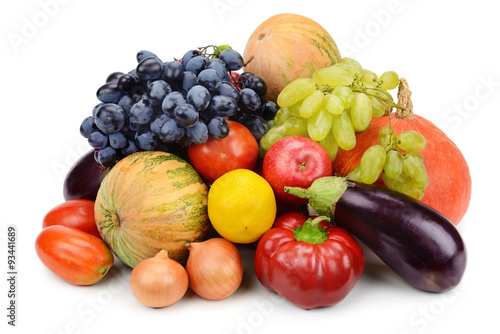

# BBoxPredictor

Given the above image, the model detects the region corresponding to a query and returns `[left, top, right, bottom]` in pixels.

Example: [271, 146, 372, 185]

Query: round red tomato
[188, 120, 258, 183]
[35, 225, 114, 285]
[42, 199, 101, 239]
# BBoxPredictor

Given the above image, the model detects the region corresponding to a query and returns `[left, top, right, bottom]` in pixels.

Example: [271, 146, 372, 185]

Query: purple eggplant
[63, 150, 109, 201]
[285, 177, 466, 293]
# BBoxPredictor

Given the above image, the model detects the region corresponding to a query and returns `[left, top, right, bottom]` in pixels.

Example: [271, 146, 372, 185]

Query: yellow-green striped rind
[95, 151, 209, 267]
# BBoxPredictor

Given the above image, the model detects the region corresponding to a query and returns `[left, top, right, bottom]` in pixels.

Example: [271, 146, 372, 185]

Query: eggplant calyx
[292, 216, 330, 244]
[284, 176, 351, 218]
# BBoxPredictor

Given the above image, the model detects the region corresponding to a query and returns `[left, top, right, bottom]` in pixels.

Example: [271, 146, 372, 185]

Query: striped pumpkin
[243, 13, 341, 103]
[94, 151, 209, 267]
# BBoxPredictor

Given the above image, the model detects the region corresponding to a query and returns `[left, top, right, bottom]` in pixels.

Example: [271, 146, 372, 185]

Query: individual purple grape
[97, 146, 117, 167]
[92, 103, 104, 116]
[159, 117, 185, 143]
[207, 116, 229, 139]
[216, 82, 239, 101]
[121, 139, 139, 156]
[137, 50, 157, 63]
[197, 69, 221, 92]
[261, 100, 279, 121]
[245, 76, 268, 101]
[218, 49, 244, 71]
[163, 61, 184, 85]
[206, 58, 228, 80]
[147, 80, 172, 105]
[118, 94, 134, 114]
[244, 114, 268, 143]
[80, 116, 98, 138]
[117, 74, 137, 93]
[135, 128, 159, 151]
[182, 71, 198, 93]
[186, 85, 211, 111]
[97, 82, 122, 103]
[88, 131, 108, 149]
[109, 131, 127, 149]
[94, 103, 126, 134]
[185, 56, 206, 75]
[136, 56, 164, 80]
[106, 72, 123, 83]
[174, 104, 199, 128]
[162, 91, 187, 117]
[186, 121, 208, 144]
[130, 96, 154, 124]
[180, 50, 202, 70]
[238, 88, 261, 114]
[150, 113, 170, 136]
[210, 95, 238, 117]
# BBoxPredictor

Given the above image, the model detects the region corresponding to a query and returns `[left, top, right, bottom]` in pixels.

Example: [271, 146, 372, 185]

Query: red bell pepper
[254, 213, 365, 309]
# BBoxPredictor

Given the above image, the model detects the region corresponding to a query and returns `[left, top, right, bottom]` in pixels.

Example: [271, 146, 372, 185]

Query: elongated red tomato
[35, 225, 114, 285]
[42, 199, 100, 238]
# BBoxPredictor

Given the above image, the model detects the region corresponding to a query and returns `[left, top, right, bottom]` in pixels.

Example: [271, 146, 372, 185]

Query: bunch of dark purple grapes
[79, 46, 278, 167]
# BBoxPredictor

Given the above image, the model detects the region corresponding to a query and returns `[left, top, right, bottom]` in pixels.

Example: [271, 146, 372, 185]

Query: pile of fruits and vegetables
[35, 13, 470, 310]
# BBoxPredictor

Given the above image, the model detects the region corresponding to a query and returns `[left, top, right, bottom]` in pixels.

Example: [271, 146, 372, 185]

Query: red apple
[262, 136, 332, 204]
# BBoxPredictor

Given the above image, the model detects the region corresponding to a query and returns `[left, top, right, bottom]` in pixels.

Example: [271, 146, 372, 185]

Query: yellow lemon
[208, 169, 276, 244]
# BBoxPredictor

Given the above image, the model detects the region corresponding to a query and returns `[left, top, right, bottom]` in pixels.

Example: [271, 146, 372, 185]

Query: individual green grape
[285, 101, 303, 117]
[351, 93, 372, 132]
[307, 108, 333, 141]
[277, 78, 316, 108]
[334, 63, 361, 78]
[397, 130, 427, 152]
[323, 93, 344, 115]
[382, 172, 425, 200]
[347, 165, 362, 182]
[361, 69, 378, 85]
[360, 144, 386, 184]
[260, 125, 285, 151]
[402, 153, 428, 190]
[331, 111, 356, 150]
[379, 71, 399, 91]
[312, 66, 354, 87]
[332, 86, 355, 109]
[273, 107, 294, 126]
[299, 90, 324, 118]
[340, 57, 363, 77]
[283, 117, 309, 137]
[384, 150, 403, 179]
[319, 131, 339, 162]
[369, 95, 386, 118]
[378, 126, 396, 149]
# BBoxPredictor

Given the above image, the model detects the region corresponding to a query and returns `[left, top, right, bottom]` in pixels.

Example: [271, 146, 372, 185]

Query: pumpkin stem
[395, 78, 414, 120]
[243, 55, 254, 67]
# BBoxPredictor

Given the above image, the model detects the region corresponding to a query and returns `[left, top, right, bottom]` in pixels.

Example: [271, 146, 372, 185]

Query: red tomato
[42, 199, 101, 238]
[188, 120, 258, 183]
[35, 225, 114, 285]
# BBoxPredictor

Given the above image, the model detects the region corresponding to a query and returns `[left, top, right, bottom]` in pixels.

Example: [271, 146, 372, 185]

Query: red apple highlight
[262, 136, 332, 204]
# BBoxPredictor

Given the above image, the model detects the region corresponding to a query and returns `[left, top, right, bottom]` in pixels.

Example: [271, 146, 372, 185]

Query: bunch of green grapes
[260, 57, 401, 161]
[348, 127, 428, 199]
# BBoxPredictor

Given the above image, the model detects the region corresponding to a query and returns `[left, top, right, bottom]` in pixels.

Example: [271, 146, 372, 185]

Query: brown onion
[186, 238, 243, 300]
[130, 250, 188, 308]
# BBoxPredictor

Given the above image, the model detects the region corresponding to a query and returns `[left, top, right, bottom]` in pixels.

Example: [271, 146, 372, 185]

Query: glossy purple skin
[63, 150, 109, 201]
[334, 182, 467, 293]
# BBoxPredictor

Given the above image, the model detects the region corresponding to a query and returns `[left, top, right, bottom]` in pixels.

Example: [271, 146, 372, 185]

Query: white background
[1, 0, 498, 333]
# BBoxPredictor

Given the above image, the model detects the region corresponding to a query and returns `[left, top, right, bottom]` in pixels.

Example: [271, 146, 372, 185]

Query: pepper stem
[292, 216, 330, 244]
